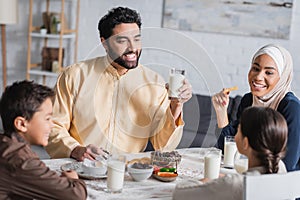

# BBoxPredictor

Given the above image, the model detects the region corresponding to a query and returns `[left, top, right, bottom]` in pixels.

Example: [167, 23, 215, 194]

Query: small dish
[152, 173, 177, 182]
[61, 162, 107, 180]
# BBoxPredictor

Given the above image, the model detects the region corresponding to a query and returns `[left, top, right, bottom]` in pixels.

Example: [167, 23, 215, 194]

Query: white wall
[1, 0, 299, 97]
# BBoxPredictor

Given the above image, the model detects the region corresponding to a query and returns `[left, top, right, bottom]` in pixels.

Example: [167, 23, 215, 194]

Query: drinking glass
[223, 136, 237, 168]
[234, 151, 248, 174]
[204, 148, 222, 179]
[168, 68, 185, 99]
[106, 154, 126, 193]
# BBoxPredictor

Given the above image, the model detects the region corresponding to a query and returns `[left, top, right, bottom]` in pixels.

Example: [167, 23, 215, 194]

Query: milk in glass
[234, 153, 248, 174]
[106, 155, 126, 193]
[224, 136, 237, 167]
[204, 149, 221, 179]
[234, 162, 248, 174]
[168, 68, 185, 98]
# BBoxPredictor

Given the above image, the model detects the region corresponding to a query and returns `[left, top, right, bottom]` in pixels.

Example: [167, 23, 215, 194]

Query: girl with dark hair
[236, 106, 287, 174]
[173, 106, 287, 200]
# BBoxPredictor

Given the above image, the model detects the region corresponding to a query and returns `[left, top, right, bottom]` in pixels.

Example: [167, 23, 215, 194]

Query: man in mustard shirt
[45, 7, 192, 161]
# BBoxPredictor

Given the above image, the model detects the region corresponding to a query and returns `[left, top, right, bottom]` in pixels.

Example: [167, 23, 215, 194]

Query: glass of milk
[204, 148, 222, 179]
[234, 151, 248, 174]
[106, 154, 126, 193]
[223, 136, 237, 168]
[168, 68, 185, 99]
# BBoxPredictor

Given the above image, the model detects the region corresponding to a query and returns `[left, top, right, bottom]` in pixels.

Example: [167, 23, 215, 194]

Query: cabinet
[26, 0, 80, 84]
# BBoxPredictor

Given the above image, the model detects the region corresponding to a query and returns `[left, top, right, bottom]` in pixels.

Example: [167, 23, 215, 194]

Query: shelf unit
[26, 0, 80, 84]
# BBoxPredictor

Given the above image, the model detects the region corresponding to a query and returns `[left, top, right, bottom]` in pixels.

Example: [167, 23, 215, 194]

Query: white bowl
[127, 163, 153, 182]
[82, 159, 107, 176]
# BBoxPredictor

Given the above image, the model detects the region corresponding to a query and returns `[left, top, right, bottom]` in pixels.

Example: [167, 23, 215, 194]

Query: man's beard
[107, 45, 142, 70]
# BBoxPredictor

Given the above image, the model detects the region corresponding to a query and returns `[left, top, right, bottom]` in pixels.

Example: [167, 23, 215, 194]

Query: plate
[77, 171, 107, 180]
[61, 162, 107, 180]
[61, 162, 82, 172]
[152, 173, 177, 182]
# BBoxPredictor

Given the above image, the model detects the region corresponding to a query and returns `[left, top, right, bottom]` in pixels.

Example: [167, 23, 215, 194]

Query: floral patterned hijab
[251, 44, 293, 109]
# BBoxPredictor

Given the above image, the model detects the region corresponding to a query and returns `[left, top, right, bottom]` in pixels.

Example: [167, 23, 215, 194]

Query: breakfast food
[151, 150, 182, 167]
[127, 157, 151, 165]
[131, 162, 152, 170]
[158, 167, 176, 172]
[223, 86, 238, 94]
[127, 163, 154, 182]
[152, 171, 178, 182]
[156, 172, 178, 177]
[151, 150, 180, 182]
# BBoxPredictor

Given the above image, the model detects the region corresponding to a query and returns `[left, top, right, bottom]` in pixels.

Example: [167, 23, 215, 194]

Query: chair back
[243, 170, 300, 200]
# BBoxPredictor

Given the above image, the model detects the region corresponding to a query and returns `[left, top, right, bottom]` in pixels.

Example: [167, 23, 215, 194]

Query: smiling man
[45, 7, 192, 161]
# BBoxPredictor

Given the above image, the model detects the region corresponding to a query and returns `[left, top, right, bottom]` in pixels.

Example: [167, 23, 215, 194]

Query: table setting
[43, 148, 238, 200]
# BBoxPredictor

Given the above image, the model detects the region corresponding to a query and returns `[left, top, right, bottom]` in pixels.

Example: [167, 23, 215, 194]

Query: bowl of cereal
[127, 162, 153, 182]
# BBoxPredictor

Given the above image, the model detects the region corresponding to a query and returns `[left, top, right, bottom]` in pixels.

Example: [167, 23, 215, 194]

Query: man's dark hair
[98, 6, 142, 39]
[0, 80, 55, 135]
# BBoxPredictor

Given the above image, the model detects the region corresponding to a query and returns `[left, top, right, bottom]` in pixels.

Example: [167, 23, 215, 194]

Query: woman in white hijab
[212, 44, 300, 171]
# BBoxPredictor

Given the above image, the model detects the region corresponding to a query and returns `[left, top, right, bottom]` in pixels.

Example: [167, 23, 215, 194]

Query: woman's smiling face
[248, 54, 280, 98]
